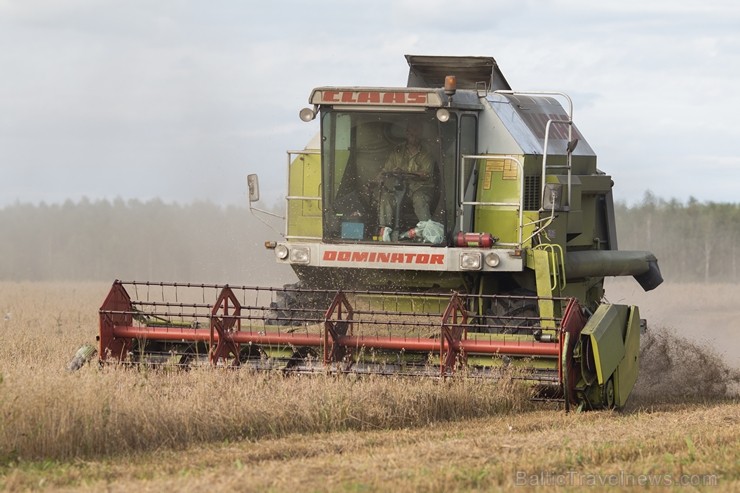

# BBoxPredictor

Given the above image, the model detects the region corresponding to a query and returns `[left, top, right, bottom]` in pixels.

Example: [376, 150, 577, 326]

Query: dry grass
[1, 282, 739, 491]
[0, 283, 531, 463]
[0, 369, 532, 463]
[3, 401, 738, 492]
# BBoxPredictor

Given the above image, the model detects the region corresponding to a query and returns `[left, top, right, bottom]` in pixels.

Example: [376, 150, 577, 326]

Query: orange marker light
[444, 75, 457, 97]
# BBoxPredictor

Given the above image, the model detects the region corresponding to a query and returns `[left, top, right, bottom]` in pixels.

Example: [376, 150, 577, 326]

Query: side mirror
[246, 173, 284, 224]
[247, 174, 260, 203]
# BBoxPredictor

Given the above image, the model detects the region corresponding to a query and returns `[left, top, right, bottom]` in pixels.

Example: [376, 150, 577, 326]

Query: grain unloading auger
[97, 55, 662, 411]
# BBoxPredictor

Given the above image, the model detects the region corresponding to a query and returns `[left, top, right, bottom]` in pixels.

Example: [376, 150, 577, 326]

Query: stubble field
[0, 281, 738, 492]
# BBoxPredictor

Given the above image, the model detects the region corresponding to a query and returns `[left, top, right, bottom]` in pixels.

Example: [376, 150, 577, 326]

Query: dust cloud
[606, 279, 740, 405]
[605, 279, 740, 370]
[632, 327, 740, 404]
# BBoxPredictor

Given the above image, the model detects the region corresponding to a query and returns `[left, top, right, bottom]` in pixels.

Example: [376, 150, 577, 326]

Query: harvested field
[0, 281, 738, 491]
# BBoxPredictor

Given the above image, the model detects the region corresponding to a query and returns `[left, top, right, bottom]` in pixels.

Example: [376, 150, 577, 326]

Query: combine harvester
[98, 55, 662, 411]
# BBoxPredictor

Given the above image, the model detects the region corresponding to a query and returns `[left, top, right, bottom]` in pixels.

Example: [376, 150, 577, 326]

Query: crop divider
[440, 292, 468, 376]
[323, 291, 354, 369]
[209, 286, 242, 367]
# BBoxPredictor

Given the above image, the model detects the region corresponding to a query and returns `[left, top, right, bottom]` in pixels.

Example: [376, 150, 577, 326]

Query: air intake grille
[523, 175, 541, 211]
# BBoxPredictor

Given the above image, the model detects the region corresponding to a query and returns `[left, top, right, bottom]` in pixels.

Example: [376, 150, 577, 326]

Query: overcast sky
[1, 1, 739, 208]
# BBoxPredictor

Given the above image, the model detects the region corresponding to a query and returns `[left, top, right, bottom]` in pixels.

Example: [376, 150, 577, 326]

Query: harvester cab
[99, 55, 662, 411]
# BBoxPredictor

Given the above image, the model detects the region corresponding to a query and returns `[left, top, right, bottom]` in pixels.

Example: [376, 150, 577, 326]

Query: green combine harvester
[98, 55, 662, 411]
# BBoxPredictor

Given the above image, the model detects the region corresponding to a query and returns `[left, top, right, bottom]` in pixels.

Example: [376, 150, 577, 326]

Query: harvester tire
[265, 282, 334, 327]
[485, 291, 539, 334]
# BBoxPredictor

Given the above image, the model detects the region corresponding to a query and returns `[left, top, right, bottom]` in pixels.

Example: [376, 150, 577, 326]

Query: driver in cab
[376, 121, 434, 240]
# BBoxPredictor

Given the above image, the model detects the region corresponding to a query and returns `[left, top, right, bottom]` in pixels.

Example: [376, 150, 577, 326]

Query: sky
[1, 0, 739, 208]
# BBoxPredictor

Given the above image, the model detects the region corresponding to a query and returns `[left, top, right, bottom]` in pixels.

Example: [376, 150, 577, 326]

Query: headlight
[485, 252, 501, 268]
[436, 108, 450, 122]
[460, 252, 482, 271]
[275, 244, 289, 260]
[289, 246, 311, 264]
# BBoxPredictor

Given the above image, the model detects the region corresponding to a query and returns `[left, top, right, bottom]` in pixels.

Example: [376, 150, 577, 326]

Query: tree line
[614, 192, 740, 283]
[0, 198, 295, 286]
[0, 194, 737, 283]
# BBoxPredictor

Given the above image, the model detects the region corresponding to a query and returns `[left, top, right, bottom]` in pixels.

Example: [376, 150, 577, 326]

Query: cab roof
[405, 54, 511, 91]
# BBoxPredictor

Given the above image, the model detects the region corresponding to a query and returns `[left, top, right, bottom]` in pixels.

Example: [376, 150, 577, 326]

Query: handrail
[533, 243, 566, 292]
[541, 119, 573, 209]
[285, 149, 322, 241]
[459, 154, 524, 248]
[493, 91, 575, 210]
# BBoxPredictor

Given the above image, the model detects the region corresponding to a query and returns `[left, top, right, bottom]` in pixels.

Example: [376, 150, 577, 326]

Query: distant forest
[0, 199, 296, 286]
[615, 192, 740, 283]
[0, 194, 738, 283]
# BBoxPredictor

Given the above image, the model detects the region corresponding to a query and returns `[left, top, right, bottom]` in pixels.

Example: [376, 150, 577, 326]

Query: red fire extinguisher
[455, 232, 497, 248]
